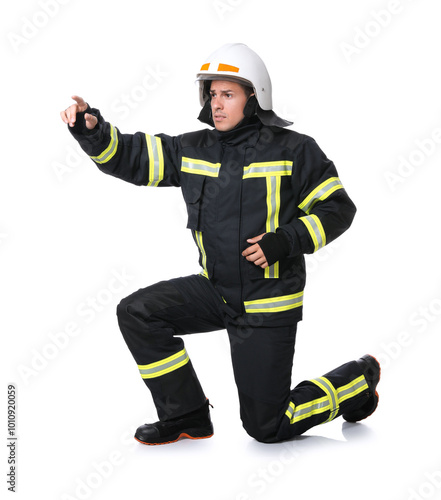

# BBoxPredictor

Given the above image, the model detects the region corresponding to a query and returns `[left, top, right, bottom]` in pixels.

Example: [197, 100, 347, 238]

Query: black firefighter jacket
[69, 108, 356, 326]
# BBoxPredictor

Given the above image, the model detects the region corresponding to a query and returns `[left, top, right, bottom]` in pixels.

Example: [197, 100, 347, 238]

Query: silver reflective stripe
[294, 400, 329, 420]
[286, 375, 369, 426]
[264, 176, 281, 279]
[299, 177, 343, 214]
[181, 157, 220, 177]
[91, 124, 118, 164]
[146, 134, 164, 187]
[338, 375, 369, 403]
[266, 264, 277, 279]
[311, 377, 339, 422]
[138, 349, 189, 379]
[244, 292, 303, 314]
[266, 176, 278, 233]
[285, 398, 329, 423]
[243, 161, 293, 179]
[300, 215, 326, 252]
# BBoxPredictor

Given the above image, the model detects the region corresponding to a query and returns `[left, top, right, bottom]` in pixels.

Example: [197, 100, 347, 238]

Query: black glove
[258, 230, 290, 267]
[69, 104, 99, 135]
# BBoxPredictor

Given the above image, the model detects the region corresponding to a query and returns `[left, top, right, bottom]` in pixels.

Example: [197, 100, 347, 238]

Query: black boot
[135, 400, 214, 445]
[343, 354, 381, 423]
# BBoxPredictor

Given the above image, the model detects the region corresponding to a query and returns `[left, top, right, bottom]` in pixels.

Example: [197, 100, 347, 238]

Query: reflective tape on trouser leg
[285, 374, 368, 425]
[336, 375, 369, 404]
[138, 348, 189, 379]
[311, 377, 339, 422]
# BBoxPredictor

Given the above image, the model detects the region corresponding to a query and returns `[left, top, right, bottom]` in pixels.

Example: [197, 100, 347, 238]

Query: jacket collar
[213, 115, 262, 147]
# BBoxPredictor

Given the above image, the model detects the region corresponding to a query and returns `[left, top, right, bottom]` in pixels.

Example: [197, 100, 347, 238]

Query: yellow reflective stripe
[265, 176, 281, 233]
[243, 161, 293, 179]
[286, 374, 369, 425]
[181, 157, 220, 177]
[244, 292, 303, 313]
[285, 402, 295, 420]
[146, 134, 164, 187]
[265, 261, 279, 279]
[300, 214, 326, 252]
[90, 124, 118, 164]
[138, 348, 189, 379]
[264, 176, 281, 279]
[299, 177, 343, 214]
[194, 231, 208, 277]
[285, 396, 330, 424]
[311, 377, 339, 422]
[199, 268, 209, 279]
[243, 162, 291, 278]
[337, 375, 369, 404]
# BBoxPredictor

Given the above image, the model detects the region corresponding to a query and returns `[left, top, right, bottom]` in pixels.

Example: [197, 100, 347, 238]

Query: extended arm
[60, 96, 181, 187]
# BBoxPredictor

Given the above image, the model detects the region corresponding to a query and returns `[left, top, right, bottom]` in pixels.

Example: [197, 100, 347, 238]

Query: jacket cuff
[259, 231, 290, 267]
[68, 104, 100, 136]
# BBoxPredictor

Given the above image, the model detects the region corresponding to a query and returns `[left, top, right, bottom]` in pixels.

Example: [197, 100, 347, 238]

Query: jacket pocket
[182, 176, 206, 231]
[246, 260, 280, 280]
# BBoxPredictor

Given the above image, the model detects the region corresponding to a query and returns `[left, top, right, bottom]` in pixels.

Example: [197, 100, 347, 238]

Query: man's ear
[243, 94, 258, 117]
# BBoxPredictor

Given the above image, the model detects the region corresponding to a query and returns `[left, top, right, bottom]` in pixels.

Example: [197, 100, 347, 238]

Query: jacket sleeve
[68, 105, 181, 187]
[278, 137, 357, 257]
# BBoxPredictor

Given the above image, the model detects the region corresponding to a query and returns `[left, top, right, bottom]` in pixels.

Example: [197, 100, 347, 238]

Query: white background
[2, 0, 441, 499]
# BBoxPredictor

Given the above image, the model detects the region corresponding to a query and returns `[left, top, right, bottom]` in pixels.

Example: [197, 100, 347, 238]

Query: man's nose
[211, 97, 222, 110]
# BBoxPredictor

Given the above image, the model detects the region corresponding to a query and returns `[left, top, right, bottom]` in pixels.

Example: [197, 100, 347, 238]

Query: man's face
[209, 80, 250, 131]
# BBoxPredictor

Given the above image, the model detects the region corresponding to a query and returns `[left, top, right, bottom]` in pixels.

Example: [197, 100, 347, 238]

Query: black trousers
[117, 275, 369, 443]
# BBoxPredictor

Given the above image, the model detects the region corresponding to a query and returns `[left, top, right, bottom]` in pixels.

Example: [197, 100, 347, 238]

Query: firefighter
[60, 43, 380, 445]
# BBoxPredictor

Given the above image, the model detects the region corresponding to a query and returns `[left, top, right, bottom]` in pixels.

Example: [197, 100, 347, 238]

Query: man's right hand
[60, 95, 98, 129]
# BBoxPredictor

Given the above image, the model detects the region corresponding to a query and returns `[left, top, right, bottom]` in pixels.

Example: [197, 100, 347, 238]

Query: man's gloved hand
[60, 95, 98, 130]
[242, 231, 290, 269]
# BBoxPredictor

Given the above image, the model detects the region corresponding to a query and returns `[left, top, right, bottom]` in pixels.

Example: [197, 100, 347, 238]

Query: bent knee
[245, 425, 279, 443]
[116, 280, 185, 323]
[115, 292, 148, 326]
[239, 392, 283, 443]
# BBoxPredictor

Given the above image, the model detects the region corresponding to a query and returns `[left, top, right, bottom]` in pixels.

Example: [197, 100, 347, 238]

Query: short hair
[205, 80, 254, 100]
[240, 84, 254, 98]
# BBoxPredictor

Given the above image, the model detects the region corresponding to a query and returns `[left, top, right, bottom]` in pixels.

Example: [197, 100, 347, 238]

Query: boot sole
[134, 428, 214, 446]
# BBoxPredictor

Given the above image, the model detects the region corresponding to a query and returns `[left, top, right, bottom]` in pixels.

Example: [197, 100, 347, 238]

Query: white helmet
[196, 43, 292, 128]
